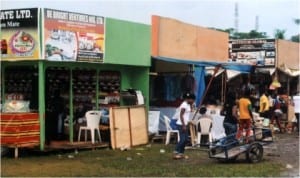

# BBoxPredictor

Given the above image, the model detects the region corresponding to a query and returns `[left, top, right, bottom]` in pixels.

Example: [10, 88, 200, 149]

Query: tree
[291, 34, 300, 42]
[290, 18, 300, 42]
[211, 28, 268, 39]
[208, 27, 236, 39]
[274, 29, 286, 39]
[294, 18, 300, 25]
[233, 30, 268, 39]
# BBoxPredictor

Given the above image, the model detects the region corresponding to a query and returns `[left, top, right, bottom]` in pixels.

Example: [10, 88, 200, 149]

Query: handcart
[208, 127, 273, 163]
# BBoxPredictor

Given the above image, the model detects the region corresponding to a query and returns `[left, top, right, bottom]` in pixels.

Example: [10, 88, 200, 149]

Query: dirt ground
[264, 132, 299, 177]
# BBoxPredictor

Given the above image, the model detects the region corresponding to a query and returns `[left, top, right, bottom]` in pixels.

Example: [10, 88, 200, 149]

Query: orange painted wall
[152, 15, 229, 62]
[277, 39, 300, 70]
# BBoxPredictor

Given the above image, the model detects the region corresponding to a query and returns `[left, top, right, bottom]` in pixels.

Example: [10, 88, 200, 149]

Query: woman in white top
[174, 92, 196, 159]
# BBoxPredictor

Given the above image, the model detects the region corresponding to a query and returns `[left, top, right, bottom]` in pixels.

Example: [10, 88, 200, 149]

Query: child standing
[236, 89, 253, 143]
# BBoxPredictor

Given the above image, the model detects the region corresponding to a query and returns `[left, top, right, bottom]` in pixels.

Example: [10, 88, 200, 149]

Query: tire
[246, 143, 263, 163]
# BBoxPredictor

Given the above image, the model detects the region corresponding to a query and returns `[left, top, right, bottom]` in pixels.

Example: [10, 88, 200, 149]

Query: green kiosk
[1, 8, 150, 158]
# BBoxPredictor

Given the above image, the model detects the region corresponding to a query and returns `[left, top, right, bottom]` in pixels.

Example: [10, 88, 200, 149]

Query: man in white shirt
[174, 93, 196, 159]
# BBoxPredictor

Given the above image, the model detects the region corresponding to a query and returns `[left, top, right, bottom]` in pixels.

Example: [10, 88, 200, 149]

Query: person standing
[259, 89, 270, 119]
[222, 91, 238, 138]
[236, 89, 253, 143]
[173, 93, 196, 159]
[293, 93, 300, 132]
[52, 90, 66, 140]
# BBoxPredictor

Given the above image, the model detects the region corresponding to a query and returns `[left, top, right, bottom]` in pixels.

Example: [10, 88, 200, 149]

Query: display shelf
[45, 67, 70, 112]
[4, 67, 36, 101]
[72, 69, 97, 111]
[98, 71, 121, 106]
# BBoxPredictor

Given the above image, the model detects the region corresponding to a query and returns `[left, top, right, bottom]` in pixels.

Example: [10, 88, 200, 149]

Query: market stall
[1, 8, 151, 157]
[149, 15, 230, 134]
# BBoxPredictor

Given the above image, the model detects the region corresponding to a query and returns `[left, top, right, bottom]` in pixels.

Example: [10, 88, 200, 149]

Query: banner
[1, 8, 40, 60]
[43, 8, 105, 62]
[229, 39, 276, 67]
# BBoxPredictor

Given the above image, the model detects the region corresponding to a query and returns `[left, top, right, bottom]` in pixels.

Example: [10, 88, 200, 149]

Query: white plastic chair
[163, 115, 180, 145]
[78, 111, 102, 144]
[197, 118, 213, 146]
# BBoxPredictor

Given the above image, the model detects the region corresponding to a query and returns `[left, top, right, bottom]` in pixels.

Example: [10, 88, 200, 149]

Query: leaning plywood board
[130, 107, 148, 146]
[109, 107, 131, 149]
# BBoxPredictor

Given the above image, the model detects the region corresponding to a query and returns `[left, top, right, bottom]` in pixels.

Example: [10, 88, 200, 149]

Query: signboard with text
[1, 8, 40, 60]
[43, 8, 105, 62]
[229, 39, 276, 67]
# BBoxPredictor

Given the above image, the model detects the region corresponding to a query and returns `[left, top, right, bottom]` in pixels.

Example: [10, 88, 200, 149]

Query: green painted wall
[1, 16, 151, 149]
[105, 18, 151, 66]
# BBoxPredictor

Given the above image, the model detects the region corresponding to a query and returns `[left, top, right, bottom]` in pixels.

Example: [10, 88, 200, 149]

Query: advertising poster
[229, 39, 276, 67]
[43, 8, 105, 62]
[0, 8, 40, 60]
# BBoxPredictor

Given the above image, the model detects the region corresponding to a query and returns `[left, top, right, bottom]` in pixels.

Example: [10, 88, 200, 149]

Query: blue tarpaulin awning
[152, 56, 256, 107]
[152, 56, 255, 73]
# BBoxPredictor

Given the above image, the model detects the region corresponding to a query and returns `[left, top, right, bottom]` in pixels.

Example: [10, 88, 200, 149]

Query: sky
[2, 0, 300, 38]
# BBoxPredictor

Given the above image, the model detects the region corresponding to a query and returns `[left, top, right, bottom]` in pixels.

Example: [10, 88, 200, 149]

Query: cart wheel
[246, 143, 263, 163]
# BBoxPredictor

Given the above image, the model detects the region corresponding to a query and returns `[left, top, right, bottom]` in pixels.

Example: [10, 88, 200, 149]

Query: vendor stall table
[0, 113, 40, 158]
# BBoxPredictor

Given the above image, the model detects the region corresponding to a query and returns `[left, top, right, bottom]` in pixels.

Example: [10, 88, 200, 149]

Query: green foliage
[274, 29, 286, 39]
[294, 18, 300, 25]
[290, 19, 300, 42]
[210, 27, 268, 39]
[234, 30, 268, 39]
[291, 34, 300, 42]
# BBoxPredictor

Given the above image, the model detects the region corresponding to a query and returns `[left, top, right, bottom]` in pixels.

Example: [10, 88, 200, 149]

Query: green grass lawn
[1, 144, 283, 177]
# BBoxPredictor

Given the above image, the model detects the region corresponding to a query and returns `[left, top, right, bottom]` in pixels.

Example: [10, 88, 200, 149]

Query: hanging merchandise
[269, 76, 281, 90]
[181, 74, 195, 94]
[194, 66, 206, 107]
[164, 75, 181, 101]
[154, 75, 166, 99]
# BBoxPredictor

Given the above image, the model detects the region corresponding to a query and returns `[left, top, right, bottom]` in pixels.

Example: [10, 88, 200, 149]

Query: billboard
[229, 39, 276, 67]
[43, 8, 105, 62]
[0, 8, 40, 60]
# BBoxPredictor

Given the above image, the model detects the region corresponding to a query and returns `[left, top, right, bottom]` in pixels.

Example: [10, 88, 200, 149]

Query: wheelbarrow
[207, 127, 273, 163]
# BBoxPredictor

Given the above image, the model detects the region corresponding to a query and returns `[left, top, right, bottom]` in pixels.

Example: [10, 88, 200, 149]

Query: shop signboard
[229, 39, 276, 67]
[0, 8, 40, 60]
[43, 8, 105, 62]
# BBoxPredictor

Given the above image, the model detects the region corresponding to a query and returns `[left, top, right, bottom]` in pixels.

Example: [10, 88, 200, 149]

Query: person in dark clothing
[222, 91, 238, 137]
[52, 90, 66, 140]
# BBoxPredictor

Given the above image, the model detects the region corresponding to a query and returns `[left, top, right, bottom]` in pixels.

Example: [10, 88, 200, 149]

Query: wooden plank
[5, 143, 39, 148]
[110, 108, 117, 149]
[127, 108, 133, 147]
[110, 107, 131, 149]
[44, 141, 109, 151]
[129, 106, 148, 146]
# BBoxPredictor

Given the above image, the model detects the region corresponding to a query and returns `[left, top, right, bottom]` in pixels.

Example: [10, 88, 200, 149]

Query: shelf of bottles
[4, 66, 37, 101]
[98, 71, 121, 107]
[72, 69, 97, 111]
